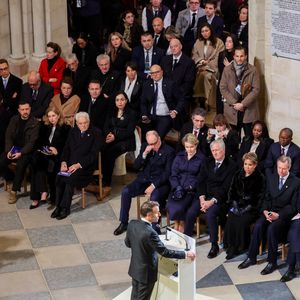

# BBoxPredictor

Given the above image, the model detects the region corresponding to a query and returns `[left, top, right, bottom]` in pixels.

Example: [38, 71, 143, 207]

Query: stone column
[32, 0, 46, 57]
[9, 0, 25, 59]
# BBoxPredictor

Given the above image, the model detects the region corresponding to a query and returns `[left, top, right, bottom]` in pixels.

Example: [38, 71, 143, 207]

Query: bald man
[21, 70, 53, 118]
[152, 17, 169, 51]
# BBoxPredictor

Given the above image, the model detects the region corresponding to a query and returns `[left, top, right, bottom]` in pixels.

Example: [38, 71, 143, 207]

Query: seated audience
[72, 32, 98, 70]
[177, 107, 209, 155]
[265, 128, 300, 178]
[49, 77, 80, 127]
[0, 101, 40, 204]
[63, 53, 90, 97]
[106, 32, 132, 73]
[29, 107, 69, 208]
[184, 139, 237, 259]
[238, 156, 300, 275]
[51, 112, 103, 220]
[167, 133, 205, 232]
[102, 91, 137, 188]
[164, 26, 183, 55]
[152, 17, 169, 52]
[238, 120, 274, 172]
[192, 23, 224, 110]
[206, 114, 239, 159]
[21, 71, 54, 119]
[39, 42, 65, 95]
[141, 64, 185, 139]
[224, 152, 265, 260]
[114, 130, 175, 235]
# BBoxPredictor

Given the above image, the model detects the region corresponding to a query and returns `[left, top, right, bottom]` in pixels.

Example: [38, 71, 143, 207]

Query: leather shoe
[280, 269, 296, 282]
[260, 262, 277, 275]
[226, 247, 237, 260]
[114, 223, 127, 235]
[56, 208, 70, 220]
[238, 257, 257, 269]
[29, 201, 39, 210]
[51, 207, 61, 218]
[207, 244, 219, 259]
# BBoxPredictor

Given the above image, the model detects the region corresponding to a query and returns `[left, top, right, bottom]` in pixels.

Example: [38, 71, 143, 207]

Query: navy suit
[197, 15, 224, 39]
[247, 173, 300, 264]
[119, 142, 175, 224]
[131, 46, 165, 78]
[265, 142, 300, 177]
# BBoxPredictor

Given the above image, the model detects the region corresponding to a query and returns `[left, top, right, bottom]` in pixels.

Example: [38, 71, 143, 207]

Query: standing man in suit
[265, 128, 300, 178]
[114, 130, 175, 235]
[238, 155, 300, 275]
[21, 71, 54, 119]
[141, 64, 185, 139]
[0, 59, 23, 153]
[125, 200, 196, 300]
[51, 112, 103, 220]
[131, 32, 165, 79]
[184, 139, 237, 258]
[197, 0, 224, 39]
[160, 38, 196, 109]
[177, 107, 208, 155]
[176, 0, 205, 56]
[152, 17, 169, 52]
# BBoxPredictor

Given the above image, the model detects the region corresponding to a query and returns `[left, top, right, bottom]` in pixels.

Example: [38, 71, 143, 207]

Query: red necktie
[193, 130, 198, 137]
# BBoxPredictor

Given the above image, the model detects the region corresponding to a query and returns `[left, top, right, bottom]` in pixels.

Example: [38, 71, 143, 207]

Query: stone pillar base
[8, 57, 28, 79]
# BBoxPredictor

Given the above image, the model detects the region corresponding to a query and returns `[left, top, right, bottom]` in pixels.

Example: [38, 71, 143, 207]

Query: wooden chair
[81, 152, 104, 208]
[259, 241, 288, 261]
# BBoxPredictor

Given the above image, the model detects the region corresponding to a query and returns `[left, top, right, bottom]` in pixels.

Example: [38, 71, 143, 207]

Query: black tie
[154, 10, 158, 17]
[214, 162, 220, 173]
[145, 50, 150, 71]
[281, 147, 285, 156]
[81, 131, 85, 138]
[32, 89, 38, 100]
[154, 34, 159, 45]
[172, 59, 178, 71]
[152, 82, 158, 117]
[191, 13, 196, 28]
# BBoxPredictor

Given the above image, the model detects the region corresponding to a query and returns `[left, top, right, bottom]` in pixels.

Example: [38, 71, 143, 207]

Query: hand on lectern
[186, 250, 196, 261]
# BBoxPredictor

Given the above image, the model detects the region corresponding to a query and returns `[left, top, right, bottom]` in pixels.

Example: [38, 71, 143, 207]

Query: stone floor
[0, 173, 299, 300]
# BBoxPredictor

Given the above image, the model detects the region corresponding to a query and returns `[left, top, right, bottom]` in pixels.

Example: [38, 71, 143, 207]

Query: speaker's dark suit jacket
[131, 46, 165, 77]
[125, 219, 185, 284]
[197, 15, 224, 38]
[265, 142, 300, 178]
[21, 81, 54, 118]
[160, 53, 196, 100]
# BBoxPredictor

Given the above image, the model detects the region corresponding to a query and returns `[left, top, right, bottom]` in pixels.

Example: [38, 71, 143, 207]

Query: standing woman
[167, 134, 205, 232]
[106, 32, 132, 73]
[29, 107, 69, 208]
[49, 77, 80, 127]
[102, 91, 137, 188]
[192, 23, 224, 109]
[39, 42, 66, 95]
[224, 152, 265, 259]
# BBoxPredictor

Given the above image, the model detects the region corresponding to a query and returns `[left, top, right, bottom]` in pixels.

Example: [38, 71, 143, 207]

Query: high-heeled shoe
[29, 201, 39, 209]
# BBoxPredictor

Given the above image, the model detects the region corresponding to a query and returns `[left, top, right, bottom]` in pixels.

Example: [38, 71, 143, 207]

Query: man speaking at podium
[125, 201, 196, 300]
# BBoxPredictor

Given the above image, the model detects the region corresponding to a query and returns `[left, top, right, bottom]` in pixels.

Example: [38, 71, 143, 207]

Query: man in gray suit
[176, 0, 205, 55]
[125, 201, 196, 300]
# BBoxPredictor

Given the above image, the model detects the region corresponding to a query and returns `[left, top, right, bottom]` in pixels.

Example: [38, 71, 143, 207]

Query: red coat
[38, 57, 66, 95]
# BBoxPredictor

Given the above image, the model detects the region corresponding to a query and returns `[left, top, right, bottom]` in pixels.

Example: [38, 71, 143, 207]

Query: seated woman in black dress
[224, 152, 265, 260]
[206, 114, 239, 159]
[102, 91, 137, 188]
[29, 106, 69, 208]
[238, 120, 274, 172]
[167, 133, 205, 232]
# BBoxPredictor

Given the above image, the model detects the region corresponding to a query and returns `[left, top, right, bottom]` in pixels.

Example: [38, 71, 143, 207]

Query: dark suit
[154, 30, 169, 52]
[176, 121, 209, 155]
[184, 156, 237, 238]
[21, 81, 54, 118]
[197, 15, 224, 39]
[131, 46, 165, 78]
[125, 219, 185, 299]
[247, 173, 300, 264]
[119, 142, 175, 224]
[140, 77, 185, 138]
[286, 218, 300, 267]
[265, 142, 300, 177]
[109, 47, 132, 73]
[56, 125, 103, 212]
[231, 22, 248, 50]
[72, 42, 98, 70]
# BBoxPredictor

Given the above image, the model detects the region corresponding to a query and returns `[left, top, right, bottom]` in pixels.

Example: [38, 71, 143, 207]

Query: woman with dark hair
[106, 32, 132, 73]
[102, 91, 137, 188]
[206, 114, 239, 159]
[29, 107, 69, 208]
[167, 133, 205, 232]
[224, 152, 265, 260]
[39, 42, 66, 95]
[192, 23, 224, 109]
[238, 120, 274, 172]
[72, 32, 98, 70]
[49, 77, 81, 127]
[216, 33, 240, 114]
[116, 10, 144, 50]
